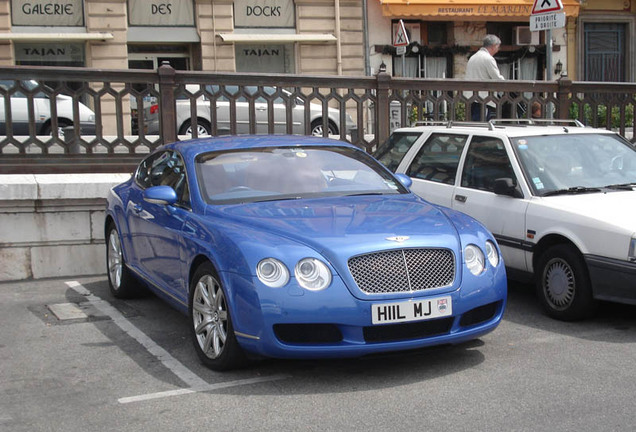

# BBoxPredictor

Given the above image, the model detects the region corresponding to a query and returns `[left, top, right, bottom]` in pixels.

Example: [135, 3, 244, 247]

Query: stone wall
[0, 173, 130, 281]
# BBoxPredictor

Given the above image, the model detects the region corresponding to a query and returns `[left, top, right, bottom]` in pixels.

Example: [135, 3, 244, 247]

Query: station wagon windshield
[511, 133, 636, 196]
[197, 146, 407, 204]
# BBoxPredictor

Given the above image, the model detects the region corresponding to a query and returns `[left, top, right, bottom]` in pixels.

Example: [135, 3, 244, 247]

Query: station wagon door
[451, 135, 530, 271]
[401, 132, 469, 208]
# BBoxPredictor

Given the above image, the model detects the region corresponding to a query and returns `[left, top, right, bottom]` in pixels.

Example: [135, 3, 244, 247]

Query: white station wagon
[374, 120, 636, 320]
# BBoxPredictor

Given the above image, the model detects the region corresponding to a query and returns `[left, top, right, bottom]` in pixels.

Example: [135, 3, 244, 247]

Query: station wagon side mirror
[493, 178, 522, 198]
[394, 173, 413, 189]
[143, 185, 178, 205]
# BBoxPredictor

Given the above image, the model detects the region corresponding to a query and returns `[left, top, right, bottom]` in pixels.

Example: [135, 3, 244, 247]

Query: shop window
[235, 44, 295, 73]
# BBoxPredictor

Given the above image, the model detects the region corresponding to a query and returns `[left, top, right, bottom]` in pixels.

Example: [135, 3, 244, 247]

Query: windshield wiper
[542, 186, 602, 197]
[603, 182, 636, 190]
[342, 192, 388, 197]
[252, 196, 303, 203]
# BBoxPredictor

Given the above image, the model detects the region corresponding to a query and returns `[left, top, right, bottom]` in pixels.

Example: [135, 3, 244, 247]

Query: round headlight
[465, 244, 485, 276]
[485, 240, 499, 268]
[295, 258, 332, 291]
[257, 258, 289, 288]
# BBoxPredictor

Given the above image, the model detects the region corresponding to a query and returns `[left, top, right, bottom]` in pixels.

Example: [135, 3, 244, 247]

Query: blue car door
[127, 150, 190, 301]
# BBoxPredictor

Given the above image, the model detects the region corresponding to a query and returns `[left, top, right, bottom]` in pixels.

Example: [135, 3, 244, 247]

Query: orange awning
[379, 0, 580, 21]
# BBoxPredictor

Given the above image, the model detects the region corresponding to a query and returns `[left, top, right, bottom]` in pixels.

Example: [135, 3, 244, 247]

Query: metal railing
[0, 64, 634, 174]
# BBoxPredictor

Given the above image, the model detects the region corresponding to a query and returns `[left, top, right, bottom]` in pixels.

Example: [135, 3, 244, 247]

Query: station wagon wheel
[179, 119, 211, 136]
[535, 244, 597, 321]
[189, 262, 247, 371]
[310, 119, 338, 136]
[106, 223, 141, 298]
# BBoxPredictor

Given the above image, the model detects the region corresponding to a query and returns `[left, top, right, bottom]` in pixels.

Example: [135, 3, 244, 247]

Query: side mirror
[394, 173, 413, 189]
[143, 185, 178, 205]
[493, 178, 521, 198]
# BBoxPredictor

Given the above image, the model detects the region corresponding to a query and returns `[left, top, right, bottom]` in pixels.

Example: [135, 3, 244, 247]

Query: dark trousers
[471, 103, 496, 121]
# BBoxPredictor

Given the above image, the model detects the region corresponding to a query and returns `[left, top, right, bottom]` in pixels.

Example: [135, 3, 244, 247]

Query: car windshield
[373, 132, 422, 172]
[511, 133, 636, 196]
[197, 145, 407, 204]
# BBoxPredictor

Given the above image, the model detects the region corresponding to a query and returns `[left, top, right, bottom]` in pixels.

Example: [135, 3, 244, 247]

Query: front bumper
[224, 268, 507, 359]
[586, 254, 636, 304]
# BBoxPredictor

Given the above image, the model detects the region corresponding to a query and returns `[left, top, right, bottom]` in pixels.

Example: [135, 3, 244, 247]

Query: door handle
[256, 107, 267, 111]
[454, 194, 467, 203]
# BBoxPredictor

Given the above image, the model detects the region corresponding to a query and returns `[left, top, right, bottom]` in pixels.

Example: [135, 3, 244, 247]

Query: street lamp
[554, 60, 563, 76]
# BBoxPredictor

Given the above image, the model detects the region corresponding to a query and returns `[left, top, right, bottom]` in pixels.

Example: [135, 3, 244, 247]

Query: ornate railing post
[158, 63, 177, 144]
[556, 74, 573, 120]
[376, 70, 391, 144]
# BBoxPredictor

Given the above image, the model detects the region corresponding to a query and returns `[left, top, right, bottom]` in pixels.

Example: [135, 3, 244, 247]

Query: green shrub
[568, 102, 634, 128]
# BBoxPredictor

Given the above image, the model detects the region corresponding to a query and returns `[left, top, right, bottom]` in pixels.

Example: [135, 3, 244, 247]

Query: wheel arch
[104, 214, 116, 238]
[532, 233, 585, 275]
[189, 254, 214, 290]
[40, 117, 72, 134]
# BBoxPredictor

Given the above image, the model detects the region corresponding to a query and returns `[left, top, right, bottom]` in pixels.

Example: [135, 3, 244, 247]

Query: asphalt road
[1, 276, 635, 432]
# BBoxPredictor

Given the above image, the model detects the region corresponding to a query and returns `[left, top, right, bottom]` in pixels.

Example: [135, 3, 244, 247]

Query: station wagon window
[405, 133, 467, 185]
[461, 136, 515, 192]
[136, 151, 190, 207]
[374, 132, 423, 172]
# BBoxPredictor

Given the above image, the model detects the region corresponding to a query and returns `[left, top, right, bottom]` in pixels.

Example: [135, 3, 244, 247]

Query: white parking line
[65, 281, 290, 404]
[118, 376, 290, 404]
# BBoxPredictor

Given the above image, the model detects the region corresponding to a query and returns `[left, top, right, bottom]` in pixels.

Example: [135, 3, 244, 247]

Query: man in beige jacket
[465, 34, 505, 121]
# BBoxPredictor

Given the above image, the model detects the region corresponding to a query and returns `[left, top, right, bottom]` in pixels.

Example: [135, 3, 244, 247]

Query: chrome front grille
[348, 248, 455, 294]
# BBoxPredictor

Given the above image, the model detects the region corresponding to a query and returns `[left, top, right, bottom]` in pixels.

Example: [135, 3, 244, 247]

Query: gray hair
[483, 34, 502, 48]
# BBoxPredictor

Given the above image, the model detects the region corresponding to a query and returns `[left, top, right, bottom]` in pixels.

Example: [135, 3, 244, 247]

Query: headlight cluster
[629, 237, 636, 262]
[465, 241, 499, 275]
[257, 257, 332, 290]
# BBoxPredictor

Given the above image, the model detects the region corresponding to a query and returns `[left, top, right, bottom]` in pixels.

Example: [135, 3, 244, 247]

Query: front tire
[106, 223, 141, 299]
[189, 262, 247, 371]
[535, 244, 597, 321]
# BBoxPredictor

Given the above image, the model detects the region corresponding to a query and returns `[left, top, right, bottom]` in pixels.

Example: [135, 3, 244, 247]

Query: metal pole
[546, 29, 553, 119]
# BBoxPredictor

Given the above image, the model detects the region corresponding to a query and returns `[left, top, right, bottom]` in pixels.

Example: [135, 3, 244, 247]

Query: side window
[405, 133, 467, 185]
[135, 153, 160, 189]
[136, 151, 190, 207]
[461, 136, 515, 192]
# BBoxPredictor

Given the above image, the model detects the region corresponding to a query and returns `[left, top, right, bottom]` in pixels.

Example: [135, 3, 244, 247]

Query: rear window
[373, 132, 422, 172]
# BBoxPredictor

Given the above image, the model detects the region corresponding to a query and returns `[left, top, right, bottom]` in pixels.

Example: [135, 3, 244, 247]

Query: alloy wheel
[192, 274, 228, 359]
[107, 230, 123, 289]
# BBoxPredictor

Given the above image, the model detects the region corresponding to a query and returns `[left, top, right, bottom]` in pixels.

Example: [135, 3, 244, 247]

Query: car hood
[212, 194, 461, 260]
[538, 190, 636, 232]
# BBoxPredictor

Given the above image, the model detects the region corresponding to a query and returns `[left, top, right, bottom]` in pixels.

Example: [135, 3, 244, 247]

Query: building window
[15, 43, 85, 67]
[390, 21, 450, 78]
[584, 23, 626, 82]
[11, 0, 84, 26]
[235, 44, 294, 73]
[234, 0, 295, 28]
[128, 0, 195, 26]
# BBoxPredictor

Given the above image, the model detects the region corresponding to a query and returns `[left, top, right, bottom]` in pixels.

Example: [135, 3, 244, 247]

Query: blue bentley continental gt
[105, 135, 507, 370]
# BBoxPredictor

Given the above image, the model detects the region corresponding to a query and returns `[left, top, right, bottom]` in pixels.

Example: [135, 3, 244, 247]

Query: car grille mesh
[348, 248, 455, 294]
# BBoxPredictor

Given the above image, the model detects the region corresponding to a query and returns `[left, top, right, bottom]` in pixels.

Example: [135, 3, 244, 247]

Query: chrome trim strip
[234, 331, 260, 340]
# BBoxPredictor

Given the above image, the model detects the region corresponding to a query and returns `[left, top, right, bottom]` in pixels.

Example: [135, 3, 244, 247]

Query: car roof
[391, 120, 618, 139]
[162, 134, 359, 158]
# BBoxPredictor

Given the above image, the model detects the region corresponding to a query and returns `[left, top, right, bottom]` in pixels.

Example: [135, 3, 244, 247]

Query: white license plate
[371, 296, 452, 325]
